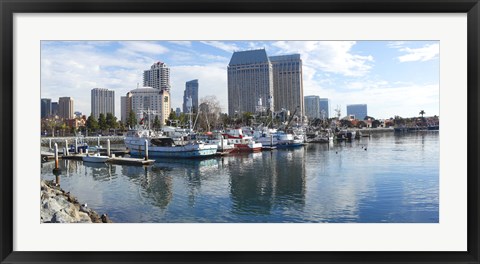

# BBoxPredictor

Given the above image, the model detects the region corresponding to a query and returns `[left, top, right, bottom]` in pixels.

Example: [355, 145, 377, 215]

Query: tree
[126, 111, 137, 128]
[153, 115, 162, 130]
[242, 112, 254, 126]
[197, 96, 223, 131]
[98, 113, 107, 131]
[419, 110, 426, 118]
[106, 113, 118, 130]
[86, 114, 99, 133]
[118, 121, 126, 132]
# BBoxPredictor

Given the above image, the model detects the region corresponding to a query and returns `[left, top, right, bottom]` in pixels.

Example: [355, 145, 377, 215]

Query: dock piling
[74, 138, 78, 154]
[49, 138, 52, 150]
[144, 140, 149, 161]
[107, 139, 111, 157]
[97, 136, 101, 148]
[54, 143, 59, 169]
[65, 140, 69, 156]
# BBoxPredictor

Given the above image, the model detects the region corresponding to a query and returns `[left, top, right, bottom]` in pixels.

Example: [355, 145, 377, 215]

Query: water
[41, 132, 439, 223]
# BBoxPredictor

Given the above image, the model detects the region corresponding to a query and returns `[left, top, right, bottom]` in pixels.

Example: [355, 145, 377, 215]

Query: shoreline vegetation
[41, 179, 112, 223]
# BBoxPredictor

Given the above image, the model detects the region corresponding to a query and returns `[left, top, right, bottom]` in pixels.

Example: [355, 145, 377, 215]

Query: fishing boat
[223, 128, 262, 152]
[82, 152, 109, 163]
[125, 129, 218, 158]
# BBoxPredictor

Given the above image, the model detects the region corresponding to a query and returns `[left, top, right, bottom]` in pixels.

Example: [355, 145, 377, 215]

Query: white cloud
[200, 41, 239, 53]
[397, 43, 439, 62]
[272, 41, 374, 77]
[168, 41, 192, 47]
[121, 41, 169, 55]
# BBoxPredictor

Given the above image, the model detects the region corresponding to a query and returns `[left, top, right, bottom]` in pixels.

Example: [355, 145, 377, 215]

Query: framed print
[1, 0, 479, 263]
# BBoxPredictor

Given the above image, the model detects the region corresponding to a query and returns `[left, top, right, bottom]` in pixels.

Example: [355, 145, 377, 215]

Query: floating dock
[108, 157, 155, 165]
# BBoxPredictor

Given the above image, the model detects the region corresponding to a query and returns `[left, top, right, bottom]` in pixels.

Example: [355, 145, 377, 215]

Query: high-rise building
[51, 102, 58, 116]
[304, 95, 320, 119]
[143, 61, 171, 118]
[41, 98, 51, 118]
[319, 98, 330, 119]
[143, 61, 171, 92]
[270, 54, 304, 117]
[91, 88, 115, 119]
[227, 49, 274, 116]
[183, 79, 199, 114]
[347, 104, 368, 120]
[130, 87, 170, 126]
[175, 107, 181, 117]
[58, 97, 74, 120]
[121, 92, 133, 123]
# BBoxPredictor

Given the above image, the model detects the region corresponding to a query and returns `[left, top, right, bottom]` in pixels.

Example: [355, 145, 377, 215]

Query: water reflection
[229, 149, 306, 219]
[40, 132, 439, 223]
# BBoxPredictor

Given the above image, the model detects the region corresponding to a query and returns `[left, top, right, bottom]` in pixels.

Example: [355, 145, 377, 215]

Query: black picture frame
[1, 0, 479, 263]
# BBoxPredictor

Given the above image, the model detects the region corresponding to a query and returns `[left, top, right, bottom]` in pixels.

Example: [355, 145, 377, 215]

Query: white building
[91, 88, 115, 119]
[143, 61, 171, 92]
[130, 87, 170, 126]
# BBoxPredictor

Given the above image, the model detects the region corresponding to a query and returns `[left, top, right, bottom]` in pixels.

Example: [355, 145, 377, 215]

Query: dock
[41, 152, 154, 166]
[108, 157, 155, 165]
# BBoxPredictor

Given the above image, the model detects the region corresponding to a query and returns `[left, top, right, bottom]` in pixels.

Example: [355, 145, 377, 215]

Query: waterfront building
[304, 95, 320, 119]
[319, 98, 330, 119]
[51, 102, 58, 116]
[143, 61, 171, 92]
[228, 49, 274, 116]
[270, 54, 304, 118]
[41, 98, 51, 118]
[120, 92, 133, 123]
[183, 79, 199, 114]
[143, 61, 171, 118]
[58, 97, 74, 120]
[130, 87, 170, 125]
[91, 88, 115, 119]
[347, 104, 368, 120]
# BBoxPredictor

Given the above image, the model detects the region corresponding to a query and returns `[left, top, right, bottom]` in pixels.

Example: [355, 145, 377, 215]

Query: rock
[101, 214, 113, 223]
[40, 180, 112, 223]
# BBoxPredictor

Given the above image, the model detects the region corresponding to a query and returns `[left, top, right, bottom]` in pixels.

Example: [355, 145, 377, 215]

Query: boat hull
[126, 140, 218, 158]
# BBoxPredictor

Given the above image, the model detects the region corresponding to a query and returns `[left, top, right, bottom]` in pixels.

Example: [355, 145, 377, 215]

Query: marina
[41, 131, 439, 223]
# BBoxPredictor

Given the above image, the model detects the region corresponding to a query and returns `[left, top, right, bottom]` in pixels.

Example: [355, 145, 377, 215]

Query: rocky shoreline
[41, 180, 112, 223]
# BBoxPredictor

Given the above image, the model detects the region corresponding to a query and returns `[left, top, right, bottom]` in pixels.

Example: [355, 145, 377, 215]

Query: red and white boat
[223, 128, 262, 152]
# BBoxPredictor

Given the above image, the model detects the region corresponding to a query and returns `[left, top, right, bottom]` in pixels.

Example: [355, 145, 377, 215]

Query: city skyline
[41, 40, 439, 119]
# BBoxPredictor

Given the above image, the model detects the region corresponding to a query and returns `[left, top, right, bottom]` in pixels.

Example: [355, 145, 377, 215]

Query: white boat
[125, 129, 218, 158]
[82, 153, 109, 163]
[223, 128, 262, 152]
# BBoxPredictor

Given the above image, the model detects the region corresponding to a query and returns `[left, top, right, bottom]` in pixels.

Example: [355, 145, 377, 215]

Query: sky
[41, 40, 439, 120]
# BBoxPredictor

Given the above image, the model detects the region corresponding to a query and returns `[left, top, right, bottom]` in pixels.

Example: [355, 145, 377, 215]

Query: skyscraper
[183, 79, 199, 114]
[51, 102, 58, 116]
[58, 97, 74, 120]
[227, 49, 274, 116]
[304, 95, 320, 119]
[270, 54, 304, 118]
[41, 98, 51, 118]
[143, 62, 171, 118]
[121, 92, 132, 123]
[347, 104, 368, 120]
[91, 88, 115, 119]
[129, 87, 170, 126]
[143, 61, 171, 92]
[319, 98, 330, 119]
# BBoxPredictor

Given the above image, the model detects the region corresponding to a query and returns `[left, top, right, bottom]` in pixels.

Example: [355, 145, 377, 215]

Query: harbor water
[40, 132, 439, 223]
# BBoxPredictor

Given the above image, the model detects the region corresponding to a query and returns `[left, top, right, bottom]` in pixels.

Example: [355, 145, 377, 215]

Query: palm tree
[419, 110, 426, 118]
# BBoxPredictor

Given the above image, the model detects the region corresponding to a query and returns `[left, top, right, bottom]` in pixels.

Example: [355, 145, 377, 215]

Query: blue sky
[41, 40, 439, 119]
